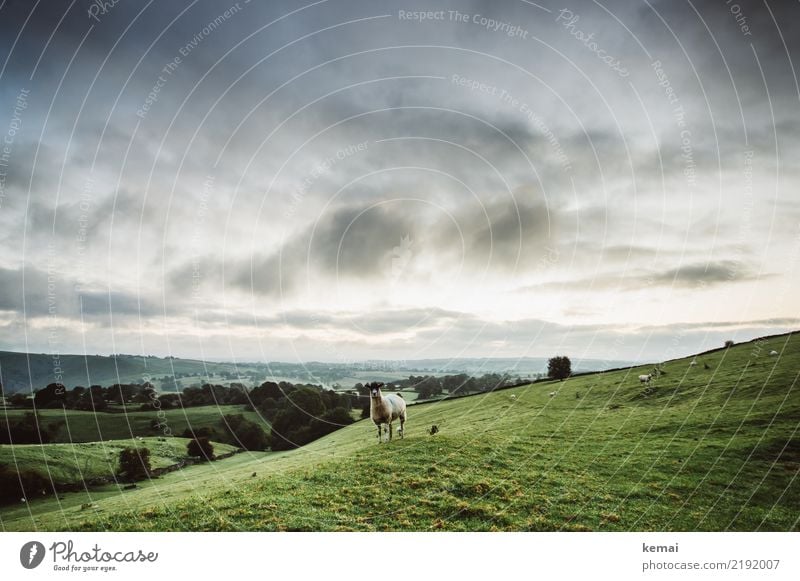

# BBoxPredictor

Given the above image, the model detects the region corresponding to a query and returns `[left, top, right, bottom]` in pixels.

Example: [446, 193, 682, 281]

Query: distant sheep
[689, 361, 697, 366]
[769, 350, 778, 356]
[638, 374, 652, 383]
[549, 391, 556, 397]
[510, 394, 517, 400]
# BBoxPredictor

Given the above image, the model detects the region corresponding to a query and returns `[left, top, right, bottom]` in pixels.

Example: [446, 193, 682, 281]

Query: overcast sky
[0, 0, 798, 363]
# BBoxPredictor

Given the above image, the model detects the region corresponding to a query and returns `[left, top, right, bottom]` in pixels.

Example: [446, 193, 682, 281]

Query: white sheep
[689, 361, 697, 366]
[369, 383, 406, 443]
[549, 391, 556, 397]
[510, 394, 517, 400]
[638, 374, 652, 383]
[769, 350, 778, 356]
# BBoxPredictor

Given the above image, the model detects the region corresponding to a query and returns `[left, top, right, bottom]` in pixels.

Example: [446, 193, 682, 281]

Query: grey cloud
[229, 202, 421, 295]
[516, 259, 769, 294]
[219, 192, 558, 297]
[440, 192, 558, 272]
[652, 260, 767, 287]
[0, 265, 161, 320]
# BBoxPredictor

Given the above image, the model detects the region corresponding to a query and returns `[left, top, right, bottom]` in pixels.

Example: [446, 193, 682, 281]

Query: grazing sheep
[549, 391, 556, 397]
[638, 374, 652, 383]
[510, 394, 517, 400]
[769, 350, 778, 356]
[368, 382, 407, 443]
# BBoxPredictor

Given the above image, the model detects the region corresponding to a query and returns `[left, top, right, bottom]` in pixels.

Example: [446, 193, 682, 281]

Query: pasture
[1, 333, 797, 531]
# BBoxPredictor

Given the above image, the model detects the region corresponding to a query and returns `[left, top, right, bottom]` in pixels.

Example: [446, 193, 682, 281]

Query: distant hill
[0, 351, 262, 394]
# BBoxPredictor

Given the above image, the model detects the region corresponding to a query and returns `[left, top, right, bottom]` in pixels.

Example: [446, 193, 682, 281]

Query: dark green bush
[118, 447, 151, 480]
[187, 437, 214, 460]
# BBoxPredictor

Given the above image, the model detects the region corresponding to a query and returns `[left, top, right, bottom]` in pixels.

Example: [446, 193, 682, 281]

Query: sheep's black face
[370, 388, 380, 398]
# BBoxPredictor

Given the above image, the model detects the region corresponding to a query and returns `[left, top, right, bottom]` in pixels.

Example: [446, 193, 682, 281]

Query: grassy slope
[0, 437, 238, 489]
[2, 333, 798, 532]
[1, 405, 267, 443]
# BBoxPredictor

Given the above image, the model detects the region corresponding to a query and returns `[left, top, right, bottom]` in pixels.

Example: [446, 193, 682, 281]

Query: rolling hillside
[1, 332, 797, 532]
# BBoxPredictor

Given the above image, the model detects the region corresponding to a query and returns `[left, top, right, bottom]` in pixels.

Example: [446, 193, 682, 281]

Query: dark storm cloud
[0, 265, 160, 320]
[78, 289, 162, 318]
[439, 193, 558, 272]
[228, 202, 422, 296]
[202, 193, 558, 297]
[0, 265, 52, 317]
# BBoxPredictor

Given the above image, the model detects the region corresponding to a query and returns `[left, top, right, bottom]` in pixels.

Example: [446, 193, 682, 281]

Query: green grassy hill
[0, 437, 238, 491]
[2, 332, 797, 532]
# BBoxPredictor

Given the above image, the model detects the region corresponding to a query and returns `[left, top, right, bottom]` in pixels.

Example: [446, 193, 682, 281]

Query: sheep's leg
[376, 424, 382, 444]
[399, 417, 405, 439]
[388, 421, 393, 442]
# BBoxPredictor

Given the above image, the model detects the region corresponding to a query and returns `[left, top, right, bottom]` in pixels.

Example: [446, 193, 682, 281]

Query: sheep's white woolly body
[369, 385, 407, 443]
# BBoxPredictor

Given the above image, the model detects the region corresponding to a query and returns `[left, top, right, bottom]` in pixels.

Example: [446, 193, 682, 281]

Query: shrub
[187, 437, 214, 460]
[547, 356, 572, 381]
[118, 447, 151, 480]
[0, 464, 51, 504]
